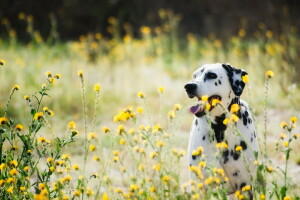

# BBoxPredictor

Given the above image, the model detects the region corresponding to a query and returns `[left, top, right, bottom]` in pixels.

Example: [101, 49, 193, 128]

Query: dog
[184, 63, 258, 196]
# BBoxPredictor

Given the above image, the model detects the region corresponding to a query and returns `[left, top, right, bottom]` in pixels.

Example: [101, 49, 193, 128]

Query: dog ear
[222, 64, 248, 96]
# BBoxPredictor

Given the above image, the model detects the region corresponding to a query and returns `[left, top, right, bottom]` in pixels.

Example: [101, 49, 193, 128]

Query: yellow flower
[34, 112, 44, 121]
[119, 139, 126, 145]
[20, 186, 26, 191]
[265, 70, 274, 78]
[149, 186, 156, 193]
[290, 116, 297, 123]
[72, 164, 80, 171]
[7, 186, 14, 193]
[129, 184, 139, 192]
[201, 95, 208, 101]
[137, 91, 145, 98]
[149, 151, 158, 159]
[45, 71, 52, 77]
[260, 194, 266, 200]
[168, 111, 176, 119]
[293, 133, 300, 139]
[140, 26, 151, 34]
[68, 121, 76, 129]
[157, 86, 165, 94]
[62, 196, 69, 200]
[93, 84, 101, 92]
[223, 118, 230, 125]
[266, 30, 273, 38]
[152, 163, 161, 171]
[280, 121, 288, 128]
[13, 84, 20, 90]
[88, 132, 97, 140]
[117, 124, 125, 135]
[230, 104, 240, 113]
[242, 75, 249, 83]
[89, 145, 96, 151]
[10, 160, 18, 167]
[137, 106, 144, 114]
[86, 187, 94, 196]
[235, 146, 243, 152]
[9, 168, 18, 176]
[216, 142, 228, 149]
[93, 155, 100, 161]
[24, 166, 29, 171]
[253, 160, 259, 165]
[238, 29, 246, 37]
[282, 141, 289, 147]
[24, 95, 30, 100]
[0, 163, 6, 170]
[0, 117, 8, 125]
[156, 140, 165, 147]
[15, 124, 24, 131]
[173, 104, 182, 111]
[0, 180, 5, 186]
[78, 70, 84, 77]
[230, 114, 239, 122]
[0, 59, 7, 66]
[199, 161, 206, 168]
[73, 190, 81, 196]
[102, 126, 110, 133]
[54, 73, 62, 79]
[115, 188, 123, 193]
[266, 166, 273, 173]
[7, 177, 16, 184]
[283, 196, 292, 200]
[241, 185, 251, 191]
[211, 98, 221, 106]
[280, 133, 287, 139]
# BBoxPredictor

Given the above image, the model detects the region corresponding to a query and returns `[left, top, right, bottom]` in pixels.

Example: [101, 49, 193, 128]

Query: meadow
[0, 12, 300, 199]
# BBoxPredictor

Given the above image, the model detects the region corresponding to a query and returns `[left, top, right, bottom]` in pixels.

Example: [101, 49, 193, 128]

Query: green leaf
[31, 108, 36, 116]
[0, 128, 6, 134]
[280, 186, 287, 198]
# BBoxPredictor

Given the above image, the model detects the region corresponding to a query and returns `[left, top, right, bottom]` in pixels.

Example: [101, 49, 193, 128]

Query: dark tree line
[0, 0, 299, 41]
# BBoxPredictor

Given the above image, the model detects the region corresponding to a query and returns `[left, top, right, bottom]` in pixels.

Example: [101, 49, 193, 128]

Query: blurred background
[0, 0, 300, 183]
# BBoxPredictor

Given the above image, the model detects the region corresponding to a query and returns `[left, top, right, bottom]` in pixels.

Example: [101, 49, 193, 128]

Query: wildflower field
[0, 11, 300, 200]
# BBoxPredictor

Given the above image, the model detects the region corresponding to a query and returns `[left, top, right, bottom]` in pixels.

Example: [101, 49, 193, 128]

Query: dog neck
[210, 96, 241, 123]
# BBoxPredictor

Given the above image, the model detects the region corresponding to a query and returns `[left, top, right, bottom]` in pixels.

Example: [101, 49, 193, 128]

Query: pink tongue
[190, 104, 201, 114]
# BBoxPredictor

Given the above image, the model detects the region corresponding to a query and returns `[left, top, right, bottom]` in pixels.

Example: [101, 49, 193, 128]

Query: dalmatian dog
[184, 63, 258, 197]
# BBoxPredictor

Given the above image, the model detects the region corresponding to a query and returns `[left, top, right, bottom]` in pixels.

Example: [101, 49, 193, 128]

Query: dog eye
[206, 72, 217, 79]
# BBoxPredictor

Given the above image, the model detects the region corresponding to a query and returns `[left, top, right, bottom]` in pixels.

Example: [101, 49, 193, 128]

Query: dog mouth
[189, 95, 222, 117]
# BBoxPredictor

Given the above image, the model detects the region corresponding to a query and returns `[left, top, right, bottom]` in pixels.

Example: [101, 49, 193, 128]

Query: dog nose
[184, 83, 197, 93]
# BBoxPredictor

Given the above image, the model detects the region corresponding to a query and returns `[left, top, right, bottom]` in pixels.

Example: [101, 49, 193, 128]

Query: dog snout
[184, 83, 197, 96]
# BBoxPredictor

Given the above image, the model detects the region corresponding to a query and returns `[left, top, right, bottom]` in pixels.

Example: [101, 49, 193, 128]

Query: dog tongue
[190, 104, 201, 114]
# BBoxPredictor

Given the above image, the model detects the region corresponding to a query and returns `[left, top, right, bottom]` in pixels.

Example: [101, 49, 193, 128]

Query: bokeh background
[0, 0, 300, 194]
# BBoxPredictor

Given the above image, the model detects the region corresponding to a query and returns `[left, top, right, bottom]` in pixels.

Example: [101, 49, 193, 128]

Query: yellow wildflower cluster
[113, 106, 136, 122]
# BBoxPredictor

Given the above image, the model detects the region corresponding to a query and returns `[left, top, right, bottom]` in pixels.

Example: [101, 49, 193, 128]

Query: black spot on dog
[201, 68, 204, 73]
[222, 149, 230, 164]
[251, 137, 253, 142]
[242, 112, 249, 126]
[228, 91, 232, 99]
[248, 118, 252, 124]
[192, 155, 197, 160]
[231, 149, 240, 160]
[222, 64, 247, 96]
[240, 182, 246, 189]
[195, 119, 198, 126]
[240, 140, 247, 150]
[190, 163, 192, 166]
[211, 114, 227, 143]
[253, 131, 256, 138]
[233, 171, 239, 176]
[215, 82, 218, 86]
[202, 135, 206, 141]
[218, 80, 222, 85]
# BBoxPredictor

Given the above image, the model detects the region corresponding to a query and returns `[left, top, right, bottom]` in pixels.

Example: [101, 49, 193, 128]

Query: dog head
[184, 63, 247, 117]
